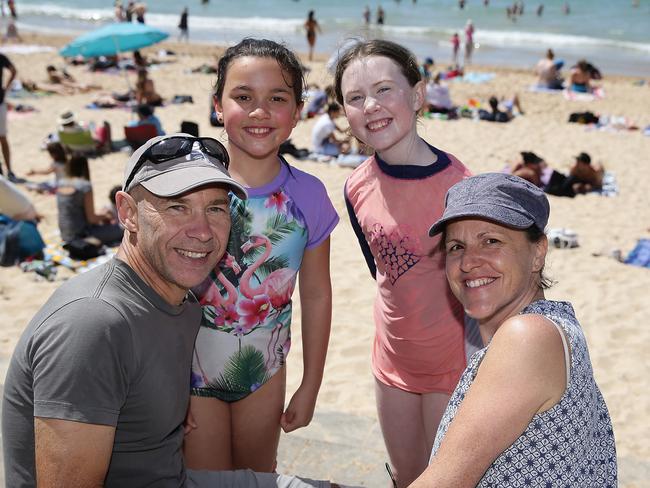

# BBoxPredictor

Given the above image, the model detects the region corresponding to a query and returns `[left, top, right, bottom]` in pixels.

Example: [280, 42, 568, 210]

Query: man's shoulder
[35, 261, 131, 323]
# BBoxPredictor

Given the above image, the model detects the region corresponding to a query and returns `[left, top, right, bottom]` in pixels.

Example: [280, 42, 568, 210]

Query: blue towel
[624, 239, 650, 268]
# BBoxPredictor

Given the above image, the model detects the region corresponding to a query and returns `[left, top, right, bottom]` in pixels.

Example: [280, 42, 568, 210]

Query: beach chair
[58, 129, 97, 154]
[124, 124, 158, 150]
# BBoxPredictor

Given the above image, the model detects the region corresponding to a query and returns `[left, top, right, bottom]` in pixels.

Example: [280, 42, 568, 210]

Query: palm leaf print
[205, 345, 270, 399]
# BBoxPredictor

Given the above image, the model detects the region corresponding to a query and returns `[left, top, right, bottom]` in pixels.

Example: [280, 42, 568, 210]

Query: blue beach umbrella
[60, 22, 168, 59]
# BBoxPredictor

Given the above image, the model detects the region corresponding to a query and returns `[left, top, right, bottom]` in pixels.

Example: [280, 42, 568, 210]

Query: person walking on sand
[0, 52, 17, 181]
[334, 39, 473, 487]
[304, 10, 321, 62]
[451, 32, 460, 65]
[464, 19, 475, 65]
[178, 7, 189, 42]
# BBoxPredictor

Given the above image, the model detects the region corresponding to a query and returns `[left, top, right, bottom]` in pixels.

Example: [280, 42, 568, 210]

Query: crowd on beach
[0, 20, 630, 486]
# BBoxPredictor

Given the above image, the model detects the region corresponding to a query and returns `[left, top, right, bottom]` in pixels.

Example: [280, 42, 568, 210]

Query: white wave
[145, 13, 303, 33]
[18, 3, 113, 22]
[473, 29, 650, 54]
[18, 4, 304, 33]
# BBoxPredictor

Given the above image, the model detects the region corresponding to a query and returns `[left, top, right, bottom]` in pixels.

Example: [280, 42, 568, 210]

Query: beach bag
[568, 111, 598, 124]
[63, 238, 104, 260]
[0, 215, 45, 266]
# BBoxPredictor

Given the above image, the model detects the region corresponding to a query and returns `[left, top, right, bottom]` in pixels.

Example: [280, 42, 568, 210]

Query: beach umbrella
[59, 22, 168, 59]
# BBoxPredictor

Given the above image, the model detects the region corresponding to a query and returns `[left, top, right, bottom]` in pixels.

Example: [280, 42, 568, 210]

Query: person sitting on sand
[568, 151, 604, 193]
[127, 103, 165, 136]
[479, 94, 524, 122]
[135, 70, 163, 106]
[510, 151, 547, 187]
[534, 48, 564, 89]
[569, 59, 601, 93]
[3, 19, 22, 43]
[411, 173, 617, 487]
[311, 102, 351, 157]
[57, 110, 113, 154]
[426, 72, 456, 116]
[55, 153, 123, 246]
[26, 141, 67, 189]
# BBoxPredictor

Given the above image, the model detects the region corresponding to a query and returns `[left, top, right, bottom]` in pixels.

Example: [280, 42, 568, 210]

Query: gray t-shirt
[2, 258, 201, 487]
[56, 177, 92, 242]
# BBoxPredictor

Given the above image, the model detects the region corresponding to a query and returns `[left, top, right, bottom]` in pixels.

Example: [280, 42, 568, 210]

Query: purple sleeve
[286, 166, 339, 249]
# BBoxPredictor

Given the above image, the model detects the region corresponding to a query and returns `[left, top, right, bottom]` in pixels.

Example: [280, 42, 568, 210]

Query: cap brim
[429, 203, 534, 236]
[140, 165, 247, 200]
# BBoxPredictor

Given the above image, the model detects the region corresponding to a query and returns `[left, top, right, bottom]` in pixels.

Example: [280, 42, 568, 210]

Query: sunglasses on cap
[123, 136, 230, 192]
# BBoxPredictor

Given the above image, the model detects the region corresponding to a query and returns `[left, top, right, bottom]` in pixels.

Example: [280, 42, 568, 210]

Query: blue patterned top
[431, 300, 617, 487]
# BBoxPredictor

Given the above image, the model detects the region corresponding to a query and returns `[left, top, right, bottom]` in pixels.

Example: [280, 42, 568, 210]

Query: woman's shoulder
[489, 312, 566, 369]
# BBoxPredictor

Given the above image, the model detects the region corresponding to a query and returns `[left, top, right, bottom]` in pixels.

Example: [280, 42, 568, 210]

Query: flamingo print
[240, 234, 295, 309]
[198, 253, 240, 309]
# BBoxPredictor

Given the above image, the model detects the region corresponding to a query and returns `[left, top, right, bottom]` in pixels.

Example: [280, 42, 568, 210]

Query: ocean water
[6, 0, 650, 76]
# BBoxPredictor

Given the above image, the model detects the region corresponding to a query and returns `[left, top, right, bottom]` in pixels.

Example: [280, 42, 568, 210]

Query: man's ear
[116, 191, 139, 233]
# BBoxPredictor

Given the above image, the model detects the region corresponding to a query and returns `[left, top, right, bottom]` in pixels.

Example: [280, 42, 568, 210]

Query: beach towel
[85, 101, 129, 110]
[563, 87, 605, 101]
[624, 239, 650, 268]
[455, 72, 496, 84]
[592, 171, 619, 197]
[43, 240, 117, 273]
[527, 84, 564, 94]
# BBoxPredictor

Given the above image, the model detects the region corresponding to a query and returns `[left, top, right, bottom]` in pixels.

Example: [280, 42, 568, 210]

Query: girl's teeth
[368, 119, 390, 130]
[248, 127, 270, 134]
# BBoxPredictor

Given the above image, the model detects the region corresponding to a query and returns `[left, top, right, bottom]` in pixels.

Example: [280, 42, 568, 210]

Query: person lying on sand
[46, 65, 102, 94]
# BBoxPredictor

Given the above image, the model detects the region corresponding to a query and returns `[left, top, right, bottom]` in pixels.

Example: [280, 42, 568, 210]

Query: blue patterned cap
[429, 173, 550, 236]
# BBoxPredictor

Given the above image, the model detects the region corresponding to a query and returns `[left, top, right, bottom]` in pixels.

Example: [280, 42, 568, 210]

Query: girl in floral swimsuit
[183, 39, 338, 472]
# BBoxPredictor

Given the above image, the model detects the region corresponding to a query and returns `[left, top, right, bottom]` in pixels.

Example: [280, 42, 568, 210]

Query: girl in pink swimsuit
[334, 40, 472, 487]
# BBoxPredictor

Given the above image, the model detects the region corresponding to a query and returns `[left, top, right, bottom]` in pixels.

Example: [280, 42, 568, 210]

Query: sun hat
[122, 133, 247, 199]
[57, 111, 76, 125]
[428, 173, 549, 236]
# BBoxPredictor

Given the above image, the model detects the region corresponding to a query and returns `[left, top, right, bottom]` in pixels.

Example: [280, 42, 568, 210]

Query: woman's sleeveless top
[431, 300, 617, 487]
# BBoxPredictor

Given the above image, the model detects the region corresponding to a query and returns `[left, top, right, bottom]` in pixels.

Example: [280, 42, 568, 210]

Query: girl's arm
[344, 193, 376, 279]
[409, 314, 568, 487]
[280, 238, 332, 433]
[83, 189, 110, 225]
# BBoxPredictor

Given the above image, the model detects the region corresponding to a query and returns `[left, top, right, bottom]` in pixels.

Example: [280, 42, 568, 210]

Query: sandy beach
[0, 31, 648, 486]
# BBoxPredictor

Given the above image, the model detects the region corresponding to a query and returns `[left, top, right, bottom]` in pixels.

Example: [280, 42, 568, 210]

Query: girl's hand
[280, 385, 317, 433]
[183, 405, 198, 435]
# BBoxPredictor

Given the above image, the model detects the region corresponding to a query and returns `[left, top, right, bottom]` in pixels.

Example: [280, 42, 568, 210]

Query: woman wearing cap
[409, 173, 617, 487]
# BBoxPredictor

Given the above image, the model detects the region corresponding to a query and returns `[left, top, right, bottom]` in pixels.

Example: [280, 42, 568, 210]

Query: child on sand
[334, 39, 472, 487]
[184, 38, 338, 472]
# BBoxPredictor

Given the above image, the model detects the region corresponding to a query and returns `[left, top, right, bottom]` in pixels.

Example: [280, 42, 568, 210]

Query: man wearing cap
[2, 135, 334, 487]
